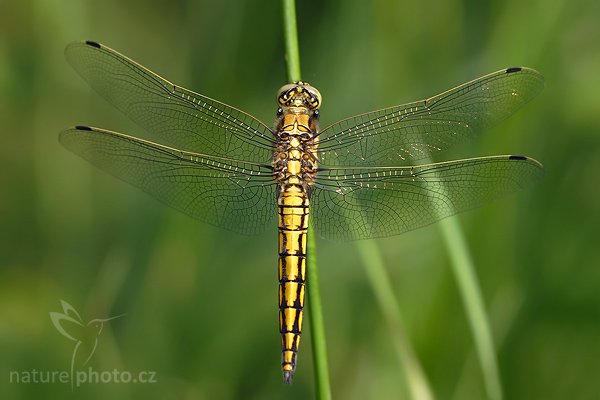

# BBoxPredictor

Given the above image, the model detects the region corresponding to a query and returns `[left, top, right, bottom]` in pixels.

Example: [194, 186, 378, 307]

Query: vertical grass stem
[281, 1, 331, 398]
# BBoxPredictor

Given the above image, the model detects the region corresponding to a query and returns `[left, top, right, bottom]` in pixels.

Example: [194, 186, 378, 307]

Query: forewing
[318, 68, 544, 166]
[60, 126, 276, 235]
[65, 41, 274, 162]
[311, 155, 543, 241]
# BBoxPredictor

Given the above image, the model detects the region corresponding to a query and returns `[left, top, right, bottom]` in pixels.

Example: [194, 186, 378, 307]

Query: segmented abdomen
[278, 185, 308, 383]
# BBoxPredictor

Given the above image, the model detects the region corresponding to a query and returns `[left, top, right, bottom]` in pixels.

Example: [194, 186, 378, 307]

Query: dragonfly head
[277, 81, 321, 111]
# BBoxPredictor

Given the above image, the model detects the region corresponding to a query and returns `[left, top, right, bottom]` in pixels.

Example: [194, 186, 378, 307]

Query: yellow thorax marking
[282, 114, 311, 134]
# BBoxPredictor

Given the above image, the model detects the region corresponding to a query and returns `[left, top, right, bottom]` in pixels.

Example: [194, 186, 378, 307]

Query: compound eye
[304, 85, 322, 109]
[277, 83, 297, 103]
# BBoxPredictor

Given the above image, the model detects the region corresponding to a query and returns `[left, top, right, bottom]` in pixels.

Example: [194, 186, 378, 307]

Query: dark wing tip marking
[506, 67, 523, 74]
[508, 155, 528, 161]
[74, 125, 92, 131]
[85, 40, 101, 48]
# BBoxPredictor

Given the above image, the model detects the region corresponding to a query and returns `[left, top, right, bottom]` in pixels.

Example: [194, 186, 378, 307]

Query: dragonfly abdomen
[278, 187, 308, 383]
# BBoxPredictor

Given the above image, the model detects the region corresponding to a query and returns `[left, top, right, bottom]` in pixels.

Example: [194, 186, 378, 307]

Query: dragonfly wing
[311, 155, 543, 241]
[65, 41, 274, 162]
[60, 126, 276, 235]
[318, 67, 544, 166]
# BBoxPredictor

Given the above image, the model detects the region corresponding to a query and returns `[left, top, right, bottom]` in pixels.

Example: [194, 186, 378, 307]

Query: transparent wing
[311, 155, 543, 241]
[318, 67, 544, 166]
[65, 41, 274, 162]
[60, 126, 276, 235]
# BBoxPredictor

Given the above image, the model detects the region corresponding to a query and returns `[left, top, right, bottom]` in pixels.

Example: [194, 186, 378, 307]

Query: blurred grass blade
[281, 0, 331, 398]
[356, 240, 435, 400]
[438, 218, 503, 400]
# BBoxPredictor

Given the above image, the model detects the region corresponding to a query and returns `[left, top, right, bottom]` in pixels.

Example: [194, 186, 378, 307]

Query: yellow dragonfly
[61, 40, 544, 383]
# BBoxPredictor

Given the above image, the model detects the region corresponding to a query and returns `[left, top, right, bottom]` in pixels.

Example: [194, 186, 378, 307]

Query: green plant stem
[438, 218, 503, 400]
[281, 0, 302, 82]
[307, 226, 331, 400]
[281, 1, 331, 398]
[356, 240, 434, 400]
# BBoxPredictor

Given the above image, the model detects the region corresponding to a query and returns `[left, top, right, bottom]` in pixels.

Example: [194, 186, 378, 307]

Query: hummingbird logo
[50, 300, 124, 388]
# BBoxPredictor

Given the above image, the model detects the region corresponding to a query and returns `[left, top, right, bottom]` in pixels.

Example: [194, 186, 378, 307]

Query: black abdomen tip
[85, 40, 101, 48]
[509, 155, 527, 161]
[75, 125, 92, 131]
[506, 67, 522, 74]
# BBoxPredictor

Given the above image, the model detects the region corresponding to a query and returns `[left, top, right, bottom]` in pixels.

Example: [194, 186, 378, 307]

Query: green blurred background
[1, 0, 599, 399]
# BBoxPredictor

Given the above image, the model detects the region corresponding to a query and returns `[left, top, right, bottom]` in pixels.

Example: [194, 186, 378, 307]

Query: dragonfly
[60, 40, 544, 384]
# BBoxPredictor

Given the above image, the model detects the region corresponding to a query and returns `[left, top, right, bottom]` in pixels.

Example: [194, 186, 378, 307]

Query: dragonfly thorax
[273, 111, 319, 189]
